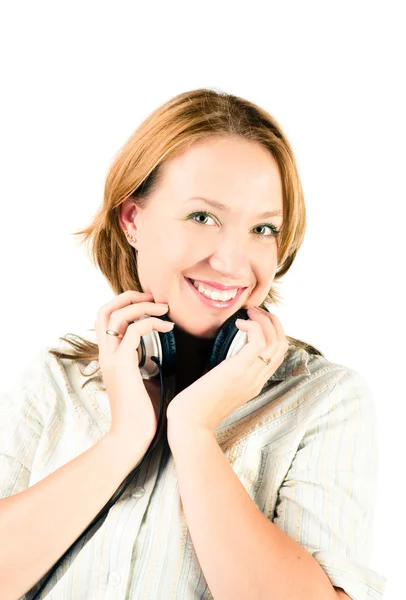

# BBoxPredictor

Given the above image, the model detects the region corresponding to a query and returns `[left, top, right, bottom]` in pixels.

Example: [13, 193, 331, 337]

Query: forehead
[159, 136, 283, 202]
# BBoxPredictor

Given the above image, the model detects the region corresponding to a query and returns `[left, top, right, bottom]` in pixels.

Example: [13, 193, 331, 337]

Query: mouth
[185, 277, 246, 309]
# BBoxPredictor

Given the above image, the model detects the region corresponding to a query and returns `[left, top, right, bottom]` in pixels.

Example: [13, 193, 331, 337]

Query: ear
[118, 197, 141, 246]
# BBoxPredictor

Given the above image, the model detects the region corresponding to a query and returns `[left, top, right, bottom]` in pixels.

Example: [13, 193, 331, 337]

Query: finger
[116, 316, 174, 361]
[100, 317, 175, 372]
[96, 291, 154, 354]
[103, 303, 169, 355]
[96, 291, 153, 333]
[262, 314, 290, 364]
[246, 307, 277, 347]
[237, 310, 287, 373]
[267, 312, 289, 346]
[234, 317, 267, 364]
[107, 302, 168, 336]
[251, 308, 288, 354]
[97, 291, 153, 330]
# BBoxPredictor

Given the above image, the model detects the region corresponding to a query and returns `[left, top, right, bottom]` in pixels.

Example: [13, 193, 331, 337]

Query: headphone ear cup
[157, 313, 177, 378]
[206, 308, 250, 371]
[137, 313, 177, 379]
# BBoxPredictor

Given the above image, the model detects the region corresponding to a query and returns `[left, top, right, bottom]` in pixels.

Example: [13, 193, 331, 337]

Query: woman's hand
[166, 306, 289, 438]
[94, 290, 174, 445]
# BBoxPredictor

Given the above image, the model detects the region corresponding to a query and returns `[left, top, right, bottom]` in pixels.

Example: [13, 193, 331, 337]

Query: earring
[125, 230, 137, 244]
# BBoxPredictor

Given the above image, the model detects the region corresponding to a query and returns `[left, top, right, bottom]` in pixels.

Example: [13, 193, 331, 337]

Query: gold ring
[258, 354, 272, 366]
[106, 329, 124, 340]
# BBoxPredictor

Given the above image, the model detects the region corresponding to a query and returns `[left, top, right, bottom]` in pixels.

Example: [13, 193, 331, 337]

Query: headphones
[137, 306, 252, 379]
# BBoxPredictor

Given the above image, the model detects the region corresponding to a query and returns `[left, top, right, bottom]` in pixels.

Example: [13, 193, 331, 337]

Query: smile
[185, 277, 245, 309]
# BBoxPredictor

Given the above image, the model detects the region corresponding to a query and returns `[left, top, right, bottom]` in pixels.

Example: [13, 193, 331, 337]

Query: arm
[0, 432, 152, 600]
[168, 425, 341, 600]
[167, 367, 386, 600]
[335, 590, 351, 599]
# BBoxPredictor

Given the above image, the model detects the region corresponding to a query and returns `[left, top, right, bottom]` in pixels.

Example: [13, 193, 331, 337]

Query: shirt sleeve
[272, 367, 388, 600]
[0, 347, 50, 498]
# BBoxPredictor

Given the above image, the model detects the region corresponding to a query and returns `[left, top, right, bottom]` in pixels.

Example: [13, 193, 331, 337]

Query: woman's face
[120, 135, 284, 338]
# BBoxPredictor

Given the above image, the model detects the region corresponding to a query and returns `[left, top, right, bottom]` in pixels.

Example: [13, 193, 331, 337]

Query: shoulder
[266, 343, 375, 420]
[273, 342, 370, 385]
[304, 348, 373, 403]
[3, 330, 101, 420]
[42, 332, 97, 395]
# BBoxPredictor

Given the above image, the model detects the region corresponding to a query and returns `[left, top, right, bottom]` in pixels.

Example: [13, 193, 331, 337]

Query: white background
[0, 1, 404, 598]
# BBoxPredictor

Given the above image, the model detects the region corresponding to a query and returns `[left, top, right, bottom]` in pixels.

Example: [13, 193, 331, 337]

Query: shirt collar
[267, 344, 312, 382]
[80, 360, 100, 377]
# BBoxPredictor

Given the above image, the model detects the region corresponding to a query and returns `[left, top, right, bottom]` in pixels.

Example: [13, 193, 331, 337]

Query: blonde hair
[48, 87, 323, 385]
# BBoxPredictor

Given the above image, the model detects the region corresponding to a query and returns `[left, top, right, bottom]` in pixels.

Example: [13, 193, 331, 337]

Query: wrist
[104, 430, 155, 464]
[166, 415, 214, 449]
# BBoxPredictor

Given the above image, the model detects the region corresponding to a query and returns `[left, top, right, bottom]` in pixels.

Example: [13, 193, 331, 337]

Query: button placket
[101, 447, 163, 594]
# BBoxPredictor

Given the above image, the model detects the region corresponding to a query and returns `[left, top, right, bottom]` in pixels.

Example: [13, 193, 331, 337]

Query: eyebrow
[185, 196, 283, 220]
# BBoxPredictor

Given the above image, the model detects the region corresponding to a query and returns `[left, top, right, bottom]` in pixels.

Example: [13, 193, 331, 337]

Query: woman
[0, 88, 387, 599]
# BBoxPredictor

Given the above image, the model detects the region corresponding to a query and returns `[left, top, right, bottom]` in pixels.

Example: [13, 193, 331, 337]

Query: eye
[188, 211, 217, 226]
[252, 224, 280, 238]
[186, 210, 280, 240]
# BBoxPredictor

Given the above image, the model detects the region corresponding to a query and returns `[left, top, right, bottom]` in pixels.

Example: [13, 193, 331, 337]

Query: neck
[173, 325, 214, 395]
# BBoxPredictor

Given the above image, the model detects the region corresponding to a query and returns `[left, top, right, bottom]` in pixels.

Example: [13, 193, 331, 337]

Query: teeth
[191, 280, 239, 301]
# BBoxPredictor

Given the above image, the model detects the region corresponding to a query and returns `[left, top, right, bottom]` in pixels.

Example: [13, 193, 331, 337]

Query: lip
[188, 278, 247, 291]
[185, 277, 245, 309]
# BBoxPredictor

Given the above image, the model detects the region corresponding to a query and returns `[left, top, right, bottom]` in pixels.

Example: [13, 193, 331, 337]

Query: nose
[207, 236, 251, 281]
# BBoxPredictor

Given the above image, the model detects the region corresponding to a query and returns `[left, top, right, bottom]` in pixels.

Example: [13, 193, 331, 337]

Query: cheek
[253, 263, 277, 298]
[256, 252, 277, 277]
[137, 246, 189, 294]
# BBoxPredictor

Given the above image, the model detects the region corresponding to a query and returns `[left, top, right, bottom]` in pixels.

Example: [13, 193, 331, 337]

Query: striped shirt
[0, 335, 387, 599]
